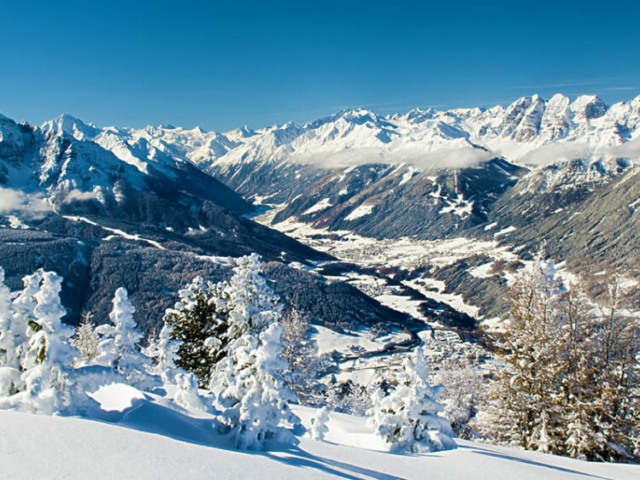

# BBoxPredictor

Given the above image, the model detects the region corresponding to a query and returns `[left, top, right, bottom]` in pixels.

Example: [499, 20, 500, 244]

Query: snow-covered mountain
[73, 93, 637, 170]
[3, 93, 640, 343]
[1, 113, 410, 335]
[61, 94, 640, 238]
[1, 112, 253, 220]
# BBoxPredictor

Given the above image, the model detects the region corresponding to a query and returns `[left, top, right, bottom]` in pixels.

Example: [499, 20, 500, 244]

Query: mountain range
[2, 93, 640, 336]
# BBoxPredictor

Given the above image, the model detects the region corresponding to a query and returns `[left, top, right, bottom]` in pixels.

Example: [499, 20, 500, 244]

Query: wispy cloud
[509, 78, 621, 90]
[598, 86, 637, 92]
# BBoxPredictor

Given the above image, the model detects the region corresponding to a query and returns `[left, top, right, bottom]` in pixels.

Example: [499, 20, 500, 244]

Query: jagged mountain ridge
[0, 113, 337, 262]
[3, 93, 640, 332]
[1, 113, 410, 334]
[34, 94, 640, 243]
[64, 93, 639, 170]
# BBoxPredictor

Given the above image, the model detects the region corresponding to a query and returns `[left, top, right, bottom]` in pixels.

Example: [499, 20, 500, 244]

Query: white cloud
[603, 137, 640, 159]
[286, 145, 494, 170]
[517, 143, 590, 166]
[63, 189, 100, 203]
[0, 188, 50, 216]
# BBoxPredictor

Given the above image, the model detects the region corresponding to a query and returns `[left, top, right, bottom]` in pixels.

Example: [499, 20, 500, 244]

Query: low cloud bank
[286, 145, 494, 170]
[518, 143, 591, 166]
[0, 188, 50, 216]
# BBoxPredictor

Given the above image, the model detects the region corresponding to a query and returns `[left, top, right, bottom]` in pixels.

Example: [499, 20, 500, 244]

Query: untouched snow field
[1, 384, 638, 480]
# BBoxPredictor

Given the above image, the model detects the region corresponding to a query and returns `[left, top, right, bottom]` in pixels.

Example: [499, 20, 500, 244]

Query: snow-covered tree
[11, 271, 81, 414]
[144, 323, 182, 384]
[70, 313, 100, 365]
[208, 254, 302, 450]
[173, 371, 207, 413]
[582, 274, 640, 461]
[0, 267, 22, 396]
[0, 268, 15, 364]
[479, 253, 640, 462]
[280, 308, 325, 406]
[96, 288, 160, 391]
[8, 269, 43, 369]
[223, 254, 281, 339]
[211, 316, 298, 449]
[369, 346, 455, 453]
[326, 378, 371, 415]
[310, 406, 330, 441]
[434, 358, 484, 439]
[480, 252, 564, 451]
[554, 280, 601, 459]
[12, 269, 43, 327]
[164, 276, 230, 386]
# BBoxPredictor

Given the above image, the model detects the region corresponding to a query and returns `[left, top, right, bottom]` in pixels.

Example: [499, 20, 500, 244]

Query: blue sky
[1, 0, 638, 131]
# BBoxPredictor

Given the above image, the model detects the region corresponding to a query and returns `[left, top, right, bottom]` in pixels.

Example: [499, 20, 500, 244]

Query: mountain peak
[404, 107, 438, 123]
[571, 95, 607, 120]
[42, 113, 100, 140]
[547, 93, 571, 105]
[335, 108, 379, 125]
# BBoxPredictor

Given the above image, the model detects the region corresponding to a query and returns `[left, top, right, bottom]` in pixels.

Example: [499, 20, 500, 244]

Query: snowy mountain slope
[205, 93, 639, 171]
[3, 113, 419, 337]
[480, 161, 640, 276]
[207, 93, 639, 235]
[0, 112, 337, 276]
[50, 94, 640, 183]
[27, 95, 640, 241]
[4, 94, 640, 347]
[66, 93, 639, 248]
[0, 113, 253, 223]
[2, 402, 638, 480]
[269, 159, 526, 239]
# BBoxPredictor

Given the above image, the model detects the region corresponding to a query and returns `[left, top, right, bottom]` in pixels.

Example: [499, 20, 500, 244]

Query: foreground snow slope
[2, 406, 638, 480]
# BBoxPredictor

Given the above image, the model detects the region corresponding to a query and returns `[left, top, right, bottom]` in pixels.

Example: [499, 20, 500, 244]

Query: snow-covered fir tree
[555, 279, 601, 459]
[96, 287, 160, 391]
[326, 377, 371, 415]
[173, 371, 207, 413]
[223, 254, 281, 339]
[144, 323, 182, 384]
[12, 269, 43, 326]
[8, 269, 43, 370]
[164, 276, 230, 386]
[369, 346, 455, 453]
[434, 357, 485, 439]
[8, 271, 81, 414]
[479, 252, 640, 462]
[280, 308, 325, 406]
[70, 313, 100, 365]
[212, 322, 299, 450]
[310, 406, 330, 441]
[0, 267, 22, 396]
[208, 256, 299, 450]
[583, 274, 640, 461]
[210, 254, 299, 450]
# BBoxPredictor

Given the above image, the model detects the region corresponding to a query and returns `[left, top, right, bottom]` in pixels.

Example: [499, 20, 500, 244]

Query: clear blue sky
[1, 0, 638, 131]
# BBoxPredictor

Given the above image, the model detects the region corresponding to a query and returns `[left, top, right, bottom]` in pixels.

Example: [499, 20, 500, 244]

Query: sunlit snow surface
[89, 383, 146, 412]
[2, 395, 639, 480]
